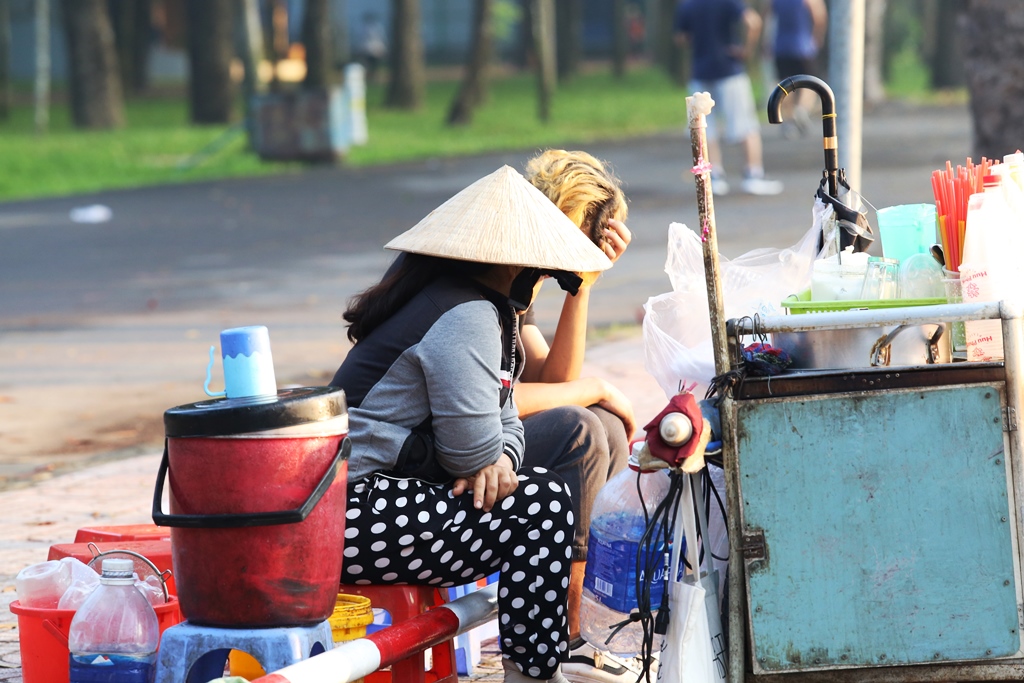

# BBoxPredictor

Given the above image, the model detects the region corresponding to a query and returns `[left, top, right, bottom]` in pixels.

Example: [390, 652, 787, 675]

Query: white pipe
[232, 584, 499, 683]
[732, 301, 1004, 334]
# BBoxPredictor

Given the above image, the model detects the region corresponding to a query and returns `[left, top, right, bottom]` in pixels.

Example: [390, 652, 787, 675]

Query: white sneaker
[562, 638, 658, 683]
[710, 176, 730, 196]
[740, 176, 784, 196]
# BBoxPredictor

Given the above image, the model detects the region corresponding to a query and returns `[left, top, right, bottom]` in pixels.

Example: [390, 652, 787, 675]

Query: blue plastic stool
[154, 620, 333, 683]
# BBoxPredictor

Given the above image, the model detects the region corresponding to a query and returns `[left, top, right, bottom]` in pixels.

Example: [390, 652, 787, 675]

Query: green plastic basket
[781, 290, 947, 315]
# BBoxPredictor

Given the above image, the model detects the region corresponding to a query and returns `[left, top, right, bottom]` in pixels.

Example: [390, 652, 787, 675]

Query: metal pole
[33, 0, 49, 134]
[827, 0, 865, 193]
[687, 91, 745, 683]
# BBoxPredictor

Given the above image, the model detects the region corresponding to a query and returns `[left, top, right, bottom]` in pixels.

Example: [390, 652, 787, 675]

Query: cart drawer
[735, 383, 1022, 673]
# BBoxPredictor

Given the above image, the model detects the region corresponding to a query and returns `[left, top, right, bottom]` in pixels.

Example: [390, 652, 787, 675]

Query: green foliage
[0, 67, 687, 201]
[348, 66, 685, 165]
[491, 0, 522, 42]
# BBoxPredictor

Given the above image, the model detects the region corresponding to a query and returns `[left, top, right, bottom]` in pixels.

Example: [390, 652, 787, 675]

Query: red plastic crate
[74, 524, 170, 543]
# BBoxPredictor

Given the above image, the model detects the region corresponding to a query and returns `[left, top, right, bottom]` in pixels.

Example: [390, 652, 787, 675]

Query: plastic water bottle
[68, 559, 160, 683]
[581, 447, 673, 657]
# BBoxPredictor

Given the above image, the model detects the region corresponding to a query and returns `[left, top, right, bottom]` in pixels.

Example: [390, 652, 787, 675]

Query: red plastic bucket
[9, 597, 182, 683]
[154, 387, 349, 627]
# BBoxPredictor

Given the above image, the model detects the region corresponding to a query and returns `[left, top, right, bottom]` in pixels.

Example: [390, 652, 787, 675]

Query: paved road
[0, 100, 972, 485]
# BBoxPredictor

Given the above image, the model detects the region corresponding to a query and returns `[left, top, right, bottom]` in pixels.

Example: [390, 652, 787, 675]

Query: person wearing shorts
[767, 0, 828, 137]
[674, 0, 784, 196]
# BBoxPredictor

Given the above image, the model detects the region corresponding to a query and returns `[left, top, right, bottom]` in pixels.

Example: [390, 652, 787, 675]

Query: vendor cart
[683, 83, 1024, 683]
[722, 301, 1024, 683]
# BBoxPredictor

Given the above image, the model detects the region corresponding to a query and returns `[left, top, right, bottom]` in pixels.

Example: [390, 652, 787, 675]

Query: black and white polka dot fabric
[341, 466, 575, 680]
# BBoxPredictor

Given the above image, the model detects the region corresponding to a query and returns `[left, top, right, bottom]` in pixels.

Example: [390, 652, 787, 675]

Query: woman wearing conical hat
[330, 166, 612, 683]
[518, 150, 641, 683]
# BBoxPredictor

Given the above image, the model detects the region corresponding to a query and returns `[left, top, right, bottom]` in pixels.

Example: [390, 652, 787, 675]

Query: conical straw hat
[385, 165, 612, 273]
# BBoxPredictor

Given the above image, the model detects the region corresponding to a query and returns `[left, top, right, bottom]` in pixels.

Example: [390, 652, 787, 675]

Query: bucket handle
[42, 618, 69, 648]
[152, 436, 350, 528]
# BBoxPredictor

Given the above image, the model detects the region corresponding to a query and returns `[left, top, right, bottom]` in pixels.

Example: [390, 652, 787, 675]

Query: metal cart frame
[724, 302, 1024, 683]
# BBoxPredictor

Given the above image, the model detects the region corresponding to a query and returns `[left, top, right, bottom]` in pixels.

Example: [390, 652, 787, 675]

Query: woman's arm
[514, 376, 637, 439]
[519, 218, 632, 384]
[418, 302, 525, 478]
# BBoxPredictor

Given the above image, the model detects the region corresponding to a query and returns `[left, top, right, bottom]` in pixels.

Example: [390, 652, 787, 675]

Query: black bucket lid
[164, 386, 347, 438]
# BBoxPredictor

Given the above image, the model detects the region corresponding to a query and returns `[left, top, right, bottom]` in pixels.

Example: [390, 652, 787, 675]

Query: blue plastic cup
[204, 325, 278, 399]
[876, 203, 937, 264]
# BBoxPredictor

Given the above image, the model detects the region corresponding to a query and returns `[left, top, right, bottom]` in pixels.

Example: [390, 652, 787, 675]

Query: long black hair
[343, 253, 491, 343]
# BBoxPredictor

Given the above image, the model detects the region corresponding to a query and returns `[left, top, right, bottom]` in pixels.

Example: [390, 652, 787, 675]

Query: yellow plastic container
[330, 593, 374, 643]
[227, 594, 373, 679]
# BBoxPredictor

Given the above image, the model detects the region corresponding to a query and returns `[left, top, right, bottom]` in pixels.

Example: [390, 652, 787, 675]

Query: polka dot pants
[341, 466, 575, 680]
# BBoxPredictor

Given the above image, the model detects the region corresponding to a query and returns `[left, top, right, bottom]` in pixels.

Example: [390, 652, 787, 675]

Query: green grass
[0, 97, 294, 201]
[0, 66, 688, 202]
[347, 66, 687, 165]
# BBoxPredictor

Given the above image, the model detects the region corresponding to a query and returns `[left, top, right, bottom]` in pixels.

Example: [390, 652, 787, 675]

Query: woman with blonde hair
[519, 150, 641, 683]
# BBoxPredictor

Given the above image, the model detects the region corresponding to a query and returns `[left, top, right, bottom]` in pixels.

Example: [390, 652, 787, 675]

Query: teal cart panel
[736, 383, 1021, 673]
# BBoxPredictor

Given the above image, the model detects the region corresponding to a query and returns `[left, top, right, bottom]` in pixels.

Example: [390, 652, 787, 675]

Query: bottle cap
[983, 174, 1000, 186]
[100, 558, 135, 579]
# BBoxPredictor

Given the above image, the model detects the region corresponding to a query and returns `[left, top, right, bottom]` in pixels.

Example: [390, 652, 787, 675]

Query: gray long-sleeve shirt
[332, 277, 525, 482]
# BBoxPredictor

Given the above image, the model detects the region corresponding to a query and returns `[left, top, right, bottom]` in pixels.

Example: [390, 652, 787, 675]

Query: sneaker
[562, 638, 657, 683]
[710, 176, 730, 196]
[740, 175, 784, 196]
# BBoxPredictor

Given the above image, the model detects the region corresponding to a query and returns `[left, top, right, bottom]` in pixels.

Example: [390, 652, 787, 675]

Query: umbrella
[767, 74, 875, 254]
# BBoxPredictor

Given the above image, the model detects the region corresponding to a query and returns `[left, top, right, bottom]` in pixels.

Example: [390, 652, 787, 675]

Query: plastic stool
[339, 584, 458, 683]
[154, 620, 333, 683]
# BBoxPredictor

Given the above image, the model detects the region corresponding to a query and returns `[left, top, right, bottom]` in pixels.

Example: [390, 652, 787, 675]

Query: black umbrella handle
[767, 74, 838, 198]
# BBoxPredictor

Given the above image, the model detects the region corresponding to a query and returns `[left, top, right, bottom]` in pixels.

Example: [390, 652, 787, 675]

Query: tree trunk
[531, 0, 555, 121]
[185, 0, 234, 124]
[863, 0, 887, 106]
[962, 0, 1024, 160]
[386, 0, 425, 109]
[110, 0, 152, 94]
[929, 0, 965, 89]
[61, 0, 124, 129]
[555, 0, 579, 83]
[237, 0, 266, 136]
[447, 0, 493, 126]
[612, 0, 627, 78]
[0, 0, 10, 119]
[302, 0, 335, 88]
[34, 0, 49, 132]
[654, 0, 687, 84]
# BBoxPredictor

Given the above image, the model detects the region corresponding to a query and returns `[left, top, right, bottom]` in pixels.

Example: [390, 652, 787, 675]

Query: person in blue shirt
[674, 0, 784, 196]
[766, 0, 828, 137]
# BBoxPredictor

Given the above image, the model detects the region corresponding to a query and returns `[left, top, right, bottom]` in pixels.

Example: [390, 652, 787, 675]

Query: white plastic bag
[656, 474, 727, 683]
[643, 204, 827, 399]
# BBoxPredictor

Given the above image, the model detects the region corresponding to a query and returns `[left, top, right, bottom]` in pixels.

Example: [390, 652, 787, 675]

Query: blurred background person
[673, 0, 784, 196]
[359, 12, 388, 86]
[766, 0, 828, 138]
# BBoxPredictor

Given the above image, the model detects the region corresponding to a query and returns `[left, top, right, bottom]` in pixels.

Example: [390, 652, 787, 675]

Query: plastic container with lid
[153, 326, 350, 627]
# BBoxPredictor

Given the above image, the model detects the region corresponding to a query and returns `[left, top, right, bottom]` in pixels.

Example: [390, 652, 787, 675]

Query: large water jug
[68, 559, 159, 683]
[580, 449, 673, 657]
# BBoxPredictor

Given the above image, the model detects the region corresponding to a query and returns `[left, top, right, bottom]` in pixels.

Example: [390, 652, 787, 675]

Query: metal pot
[773, 323, 950, 369]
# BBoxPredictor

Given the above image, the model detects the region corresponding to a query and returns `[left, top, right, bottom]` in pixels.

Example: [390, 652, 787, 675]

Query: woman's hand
[451, 454, 519, 512]
[601, 219, 632, 264]
[596, 378, 638, 440]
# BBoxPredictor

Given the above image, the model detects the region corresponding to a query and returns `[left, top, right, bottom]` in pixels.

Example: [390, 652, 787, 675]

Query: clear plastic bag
[643, 206, 825, 399]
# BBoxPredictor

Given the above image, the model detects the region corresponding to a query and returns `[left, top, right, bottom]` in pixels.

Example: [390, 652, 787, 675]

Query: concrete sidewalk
[0, 330, 666, 683]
